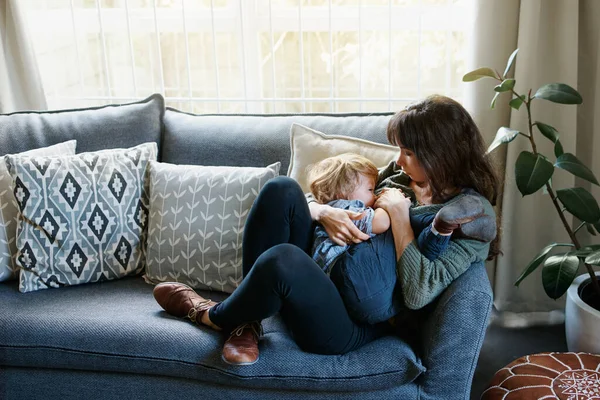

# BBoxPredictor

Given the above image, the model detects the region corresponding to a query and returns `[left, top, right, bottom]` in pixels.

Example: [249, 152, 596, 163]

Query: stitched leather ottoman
[481, 352, 600, 399]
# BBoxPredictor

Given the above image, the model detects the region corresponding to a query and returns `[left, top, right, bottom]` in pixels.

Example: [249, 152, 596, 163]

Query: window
[22, 0, 472, 113]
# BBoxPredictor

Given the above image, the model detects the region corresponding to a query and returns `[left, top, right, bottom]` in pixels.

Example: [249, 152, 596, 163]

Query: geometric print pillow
[0, 140, 77, 282]
[144, 161, 280, 294]
[5, 142, 157, 293]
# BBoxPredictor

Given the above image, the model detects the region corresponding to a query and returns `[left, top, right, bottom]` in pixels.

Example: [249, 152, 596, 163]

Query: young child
[307, 153, 493, 324]
[308, 153, 489, 274]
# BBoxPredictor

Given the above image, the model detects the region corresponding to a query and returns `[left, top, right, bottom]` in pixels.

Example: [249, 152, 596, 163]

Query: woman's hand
[374, 188, 411, 219]
[374, 188, 414, 261]
[312, 203, 370, 246]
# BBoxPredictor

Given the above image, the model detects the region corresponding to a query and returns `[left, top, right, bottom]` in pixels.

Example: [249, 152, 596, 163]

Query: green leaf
[535, 122, 559, 143]
[490, 92, 500, 109]
[586, 249, 600, 266]
[503, 49, 519, 78]
[463, 67, 497, 82]
[571, 244, 600, 258]
[555, 153, 599, 185]
[542, 253, 580, 299]
[554, 140, 564, 158]
[494, 79, 516, 93]
[533, 83, 583, 104]
[595, 222, 600, 233]
[515, 151, 555, 196]
[586, 223, 597, 236]
[487, 127, 520, 154]
[509, 96, 524, 110]
[556, 187, 600, 223]
[515, 243, 574, 286]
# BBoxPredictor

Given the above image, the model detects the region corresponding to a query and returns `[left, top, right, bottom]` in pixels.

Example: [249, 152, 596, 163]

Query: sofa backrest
[161, 109, 394, 174]
[0, 95, 163, 156]
[1, 94, 395, 176]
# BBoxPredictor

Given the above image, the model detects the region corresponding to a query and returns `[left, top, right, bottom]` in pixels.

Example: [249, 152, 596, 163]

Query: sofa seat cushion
[0, 276, 424, 393]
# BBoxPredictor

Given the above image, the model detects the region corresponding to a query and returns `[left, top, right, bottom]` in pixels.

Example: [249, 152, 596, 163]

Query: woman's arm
[396, 238, 490, 309]
[374, 187, 413, 256]
[375, 188, 492, 310]
[308, 201, 370, 246]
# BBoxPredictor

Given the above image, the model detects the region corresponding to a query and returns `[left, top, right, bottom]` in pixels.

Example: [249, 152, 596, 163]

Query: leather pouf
[481, 352, 600, 399]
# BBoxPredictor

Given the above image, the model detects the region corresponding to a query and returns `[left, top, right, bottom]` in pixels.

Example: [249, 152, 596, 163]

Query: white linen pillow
[144, 161, 281, 294]
[287, 123, 399, 193]
[0, 140, 77, 282]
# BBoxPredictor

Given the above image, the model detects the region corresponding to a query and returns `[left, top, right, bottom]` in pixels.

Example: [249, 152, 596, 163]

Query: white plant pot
[565, 272, 600, 353]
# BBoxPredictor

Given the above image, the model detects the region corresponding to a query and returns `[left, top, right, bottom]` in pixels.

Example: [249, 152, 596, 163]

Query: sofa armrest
[417, 262, 493, 400]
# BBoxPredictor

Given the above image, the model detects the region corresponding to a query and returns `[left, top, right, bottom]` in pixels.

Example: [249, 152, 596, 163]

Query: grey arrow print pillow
[0, 140, 77, 282]
[144, 161, 280, 293]
[6, 142, 157, 293]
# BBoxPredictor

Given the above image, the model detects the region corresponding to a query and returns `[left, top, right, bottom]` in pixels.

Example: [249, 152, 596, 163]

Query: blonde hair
[307, 153, 379, 204]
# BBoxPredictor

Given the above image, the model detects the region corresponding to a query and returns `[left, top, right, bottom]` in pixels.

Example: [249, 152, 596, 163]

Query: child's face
[347, 174, 376, 207]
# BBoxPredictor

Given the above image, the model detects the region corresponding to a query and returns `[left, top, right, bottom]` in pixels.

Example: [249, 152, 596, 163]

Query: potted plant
[463, 49, 600, 353]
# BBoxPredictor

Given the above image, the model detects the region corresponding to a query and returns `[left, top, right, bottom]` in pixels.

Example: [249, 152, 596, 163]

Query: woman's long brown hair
[387, 95, 502, 260]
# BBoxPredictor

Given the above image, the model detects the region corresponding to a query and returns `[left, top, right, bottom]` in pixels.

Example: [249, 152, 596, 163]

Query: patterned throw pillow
[5, 142, 157, 293]
[0, 140, 77, 282]
[144, 161, 280, 293]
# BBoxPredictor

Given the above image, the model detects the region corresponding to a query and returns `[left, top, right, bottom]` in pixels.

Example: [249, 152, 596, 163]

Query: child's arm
[371, 208, 391, 234]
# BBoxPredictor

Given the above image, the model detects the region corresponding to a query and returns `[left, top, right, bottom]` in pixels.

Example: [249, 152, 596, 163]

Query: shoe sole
[221, 354, 260, 366]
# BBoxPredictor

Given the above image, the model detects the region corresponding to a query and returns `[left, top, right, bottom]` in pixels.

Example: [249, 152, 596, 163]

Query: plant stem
[574, 222, 586, 234]
[524, 96, 600, 297]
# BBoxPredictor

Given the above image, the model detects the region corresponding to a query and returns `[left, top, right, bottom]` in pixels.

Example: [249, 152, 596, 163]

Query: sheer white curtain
[0, 0, 46, 113]
[465, 0, 600, 327]
[19, 0, 473, 113]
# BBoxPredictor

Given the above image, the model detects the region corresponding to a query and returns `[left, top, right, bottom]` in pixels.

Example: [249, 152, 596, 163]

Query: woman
[153, 95, 501, 366]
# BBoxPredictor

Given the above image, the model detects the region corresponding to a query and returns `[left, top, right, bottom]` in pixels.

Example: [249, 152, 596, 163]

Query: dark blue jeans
[208, 177, 389, 355]
[331, 211, 450, 324]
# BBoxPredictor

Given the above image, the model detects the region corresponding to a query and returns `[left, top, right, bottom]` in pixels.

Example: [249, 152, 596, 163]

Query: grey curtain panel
[0, 0, 46, 113]
[466, 0, 600, 327]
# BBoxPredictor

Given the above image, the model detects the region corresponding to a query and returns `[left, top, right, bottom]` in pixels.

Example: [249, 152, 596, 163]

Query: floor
[470, 321, 568, 399]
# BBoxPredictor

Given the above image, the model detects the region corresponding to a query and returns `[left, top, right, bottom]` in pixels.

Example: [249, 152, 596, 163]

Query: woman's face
[396, 144, 428, 185]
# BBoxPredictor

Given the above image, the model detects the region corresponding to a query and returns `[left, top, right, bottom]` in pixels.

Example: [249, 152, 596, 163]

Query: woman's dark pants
[208, 177, 388, 355]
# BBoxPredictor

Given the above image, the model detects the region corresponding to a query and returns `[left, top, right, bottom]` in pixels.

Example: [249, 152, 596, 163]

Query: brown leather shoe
[222, 322, 262, 366]
[153, 282, 217, 326]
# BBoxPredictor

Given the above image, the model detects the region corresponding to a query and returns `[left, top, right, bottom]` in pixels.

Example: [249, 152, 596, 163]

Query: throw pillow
[0, 140, 77, 282]
[287, 123, 399, 193]
[5, 142, 157, 293]
[144, 161, 280, 293]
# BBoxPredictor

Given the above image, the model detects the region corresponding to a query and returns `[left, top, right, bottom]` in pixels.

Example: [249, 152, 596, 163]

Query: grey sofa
[0, 94, 493, 399]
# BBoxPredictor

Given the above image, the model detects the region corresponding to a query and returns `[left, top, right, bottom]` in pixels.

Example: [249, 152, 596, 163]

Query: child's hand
[317, 207, 370, 246]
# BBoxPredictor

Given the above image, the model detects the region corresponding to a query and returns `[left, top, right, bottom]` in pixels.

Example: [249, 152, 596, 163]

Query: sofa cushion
[161, 109, 393, 175]
[288, 123, 399, 193]
[0, 140, 77, 282]
[144, 161, 280, 293]
[2, 367, 420, 400]
[0, 277, 425, 392]
[5, 143, 157, 292]
[0, 94, 163, 156]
